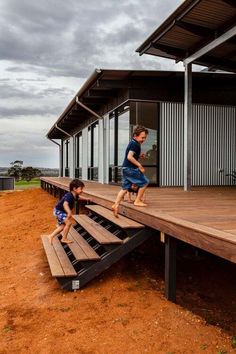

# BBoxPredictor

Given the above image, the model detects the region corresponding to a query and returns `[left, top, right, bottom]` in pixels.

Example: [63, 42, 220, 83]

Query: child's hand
[140, 153, 145, 160]
[139, 165, 145, 173]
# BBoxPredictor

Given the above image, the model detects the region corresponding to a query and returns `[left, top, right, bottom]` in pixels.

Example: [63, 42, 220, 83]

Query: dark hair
[69, 179, 85, 191]
[133, 125, 149, 137]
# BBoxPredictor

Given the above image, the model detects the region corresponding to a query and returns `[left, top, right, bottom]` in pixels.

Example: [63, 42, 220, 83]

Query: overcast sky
[0, 0, 184, 168]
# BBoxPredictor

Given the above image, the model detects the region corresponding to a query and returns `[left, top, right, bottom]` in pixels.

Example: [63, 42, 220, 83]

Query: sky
[0, 0, 185, 168]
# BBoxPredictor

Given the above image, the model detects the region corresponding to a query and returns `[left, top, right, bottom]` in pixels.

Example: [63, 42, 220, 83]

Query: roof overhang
[47, 69, 193, 139]
[136, 0, 236, 73]
[47, 68, 236, 140]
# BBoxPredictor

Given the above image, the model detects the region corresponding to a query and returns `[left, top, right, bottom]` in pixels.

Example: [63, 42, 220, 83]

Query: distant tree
[21, 167, 41, 182]
[8, 160, 23, 181]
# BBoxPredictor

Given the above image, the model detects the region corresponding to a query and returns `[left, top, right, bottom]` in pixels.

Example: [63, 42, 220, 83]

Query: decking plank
[73, 214, 123, 244]
[69, 227, 100, 260]
[41, 178, 236, 263]
[86, 205, 144, 229]
[41, 235, 65, 277]
[52, 237, 77, 276]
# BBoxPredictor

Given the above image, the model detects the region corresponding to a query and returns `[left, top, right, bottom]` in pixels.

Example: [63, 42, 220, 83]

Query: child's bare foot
[61, 238, 73, 244]
[133, 201, 147, 207]
[48, 235, 54, 245]
[112, 204, 119, 218]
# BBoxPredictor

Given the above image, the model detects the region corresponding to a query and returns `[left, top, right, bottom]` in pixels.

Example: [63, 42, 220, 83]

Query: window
[75, 132, 82, 178]
[109, 106, 130, 183]
[88, 121, 99, 181]
[65, 139, 70, 177]
[131, 102, 159, 185]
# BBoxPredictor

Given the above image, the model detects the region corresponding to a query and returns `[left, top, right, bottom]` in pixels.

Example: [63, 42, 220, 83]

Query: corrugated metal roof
[137, 0, 236, 73]
[47, 69, 236, 139]
[48, 69, 186, 139]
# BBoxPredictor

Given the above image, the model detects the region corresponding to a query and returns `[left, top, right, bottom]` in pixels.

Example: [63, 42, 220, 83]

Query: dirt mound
[0, 188, 235, 353]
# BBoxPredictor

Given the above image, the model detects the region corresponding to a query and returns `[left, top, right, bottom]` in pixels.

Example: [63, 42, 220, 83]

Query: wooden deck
[40, 177, 236, 264]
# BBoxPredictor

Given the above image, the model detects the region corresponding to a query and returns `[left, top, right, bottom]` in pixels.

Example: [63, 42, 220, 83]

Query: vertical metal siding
[160, 102, 236, 186]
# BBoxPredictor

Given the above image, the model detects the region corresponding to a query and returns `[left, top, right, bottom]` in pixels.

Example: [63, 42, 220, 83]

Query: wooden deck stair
[41, 205, 154, 291]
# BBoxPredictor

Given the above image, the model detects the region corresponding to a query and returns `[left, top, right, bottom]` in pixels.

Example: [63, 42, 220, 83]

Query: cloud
[0, 0, 182, 77]
[0, 0, 183, 168]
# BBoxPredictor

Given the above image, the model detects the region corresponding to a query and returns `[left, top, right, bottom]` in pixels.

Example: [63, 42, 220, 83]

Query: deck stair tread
[73, 214, 123, 244]
[67, 227, 101, 261]
[41, 235, 77, 277]
[86, 205, 144, 229]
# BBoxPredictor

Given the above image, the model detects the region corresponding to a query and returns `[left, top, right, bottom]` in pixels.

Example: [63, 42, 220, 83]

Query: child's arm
[63, 201, 72, 220]
[79, 195, 92, 203]
[127, 151, 145, 173]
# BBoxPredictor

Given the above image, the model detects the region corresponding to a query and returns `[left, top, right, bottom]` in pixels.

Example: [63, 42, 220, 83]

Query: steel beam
[184, 25, 236, 65]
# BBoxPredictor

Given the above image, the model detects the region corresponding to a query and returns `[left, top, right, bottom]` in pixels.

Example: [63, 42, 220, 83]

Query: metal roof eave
[47, 68, 103, 139]
[136, 0, 199, 54]
[136, 0, 236, 73]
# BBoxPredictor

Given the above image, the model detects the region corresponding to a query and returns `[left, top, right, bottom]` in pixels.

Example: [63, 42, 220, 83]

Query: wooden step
[67, 227, 101, 261]
[86, 205, 144, 229]
[41, 235, 77, 277]
[73, 214, 123, 245]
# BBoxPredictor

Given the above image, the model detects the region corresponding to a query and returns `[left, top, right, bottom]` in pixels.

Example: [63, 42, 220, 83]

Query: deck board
[41, 177, 236, 263]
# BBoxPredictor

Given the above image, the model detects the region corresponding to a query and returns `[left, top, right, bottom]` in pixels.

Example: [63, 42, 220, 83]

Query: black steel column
[165, 235, 177, 302]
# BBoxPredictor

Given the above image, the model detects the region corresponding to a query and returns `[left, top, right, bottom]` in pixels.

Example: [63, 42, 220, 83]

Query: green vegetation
[15, 178, 40, 190]
[8, 161, 41, 182]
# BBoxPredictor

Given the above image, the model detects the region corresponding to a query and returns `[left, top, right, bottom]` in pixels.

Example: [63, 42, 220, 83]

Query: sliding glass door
[109, 106, 130, 183]
[75, 132, 82, 178]
[88, 121, 99, 181]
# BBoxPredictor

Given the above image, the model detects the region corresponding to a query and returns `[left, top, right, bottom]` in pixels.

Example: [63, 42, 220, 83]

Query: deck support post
[165, 234, 177, 302]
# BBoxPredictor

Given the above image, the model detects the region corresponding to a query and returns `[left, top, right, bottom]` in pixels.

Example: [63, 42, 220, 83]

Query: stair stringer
[57, 227, 156, 291]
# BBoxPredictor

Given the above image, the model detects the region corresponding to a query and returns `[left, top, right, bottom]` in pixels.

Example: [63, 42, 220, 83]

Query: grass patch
[15, 178, 40, 190]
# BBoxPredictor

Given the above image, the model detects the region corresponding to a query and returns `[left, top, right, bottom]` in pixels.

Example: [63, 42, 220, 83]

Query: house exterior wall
[62, 101, 236, 187]
[160, 102, 236, 186]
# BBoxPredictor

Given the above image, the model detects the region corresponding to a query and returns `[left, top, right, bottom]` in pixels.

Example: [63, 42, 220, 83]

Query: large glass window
[75, 132, 82, 178]
[88, 121, 99, 181]
[109, 114, 115, 166]
[118, 110, 130, 166]
[107, 101, 159, 186]
[65, 139, 70, 177]
[131, 102, 159, 185]
[109, 106, 130, 183]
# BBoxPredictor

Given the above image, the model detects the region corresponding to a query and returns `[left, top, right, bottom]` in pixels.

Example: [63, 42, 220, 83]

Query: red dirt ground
[0, 188, 235, 354]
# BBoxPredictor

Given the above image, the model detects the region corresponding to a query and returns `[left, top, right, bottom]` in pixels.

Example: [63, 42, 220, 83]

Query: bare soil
[0, 188, 235, 354]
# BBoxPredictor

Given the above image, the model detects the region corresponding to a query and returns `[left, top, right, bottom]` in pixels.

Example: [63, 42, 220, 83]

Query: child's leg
[127, 192, 132, 203]
[112, 189, 127, 217]
[48, 224, 65, 244]
[134, 185, 148, 206]
[61, 218, 73, 243]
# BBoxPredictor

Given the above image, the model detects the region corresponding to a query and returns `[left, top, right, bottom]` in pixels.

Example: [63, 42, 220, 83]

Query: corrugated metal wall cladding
[160, 102, 236, 187]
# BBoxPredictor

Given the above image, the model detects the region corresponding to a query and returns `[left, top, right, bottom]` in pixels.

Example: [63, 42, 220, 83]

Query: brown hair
[69, 179, 85, 191]
[133, 125, 149, 137]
